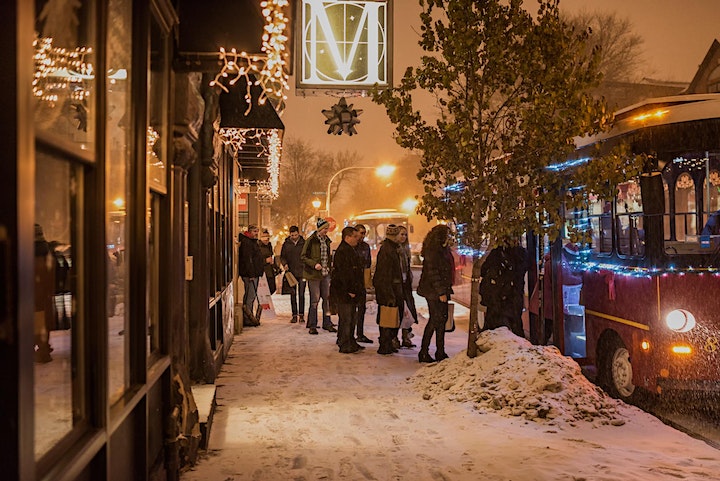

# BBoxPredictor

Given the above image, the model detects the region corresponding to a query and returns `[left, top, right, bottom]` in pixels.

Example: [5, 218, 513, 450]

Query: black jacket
[355, 240, 371, 269]
[479, 246, 527, 308]
[330, 241, 364, 305]
[238, 234, 265, 278]
[258, 241, 277, 294]
[373, 238, 403, 306]
[280, 236, 306, 278]
[417, 245, 454, 300]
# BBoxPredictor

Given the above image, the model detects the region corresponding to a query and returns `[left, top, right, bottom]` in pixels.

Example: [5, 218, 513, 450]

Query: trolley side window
[616, 180, 645, 257]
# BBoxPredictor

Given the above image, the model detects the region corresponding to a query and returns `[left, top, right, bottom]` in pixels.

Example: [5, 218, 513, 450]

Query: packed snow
[413, 328, 624, 426]
[180, 295, 720, 481]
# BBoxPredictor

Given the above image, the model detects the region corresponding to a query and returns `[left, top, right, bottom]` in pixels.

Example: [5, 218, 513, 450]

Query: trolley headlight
[665, 309, 696, 333]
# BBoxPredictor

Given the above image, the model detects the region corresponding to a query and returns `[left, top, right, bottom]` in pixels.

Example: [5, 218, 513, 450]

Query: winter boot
[290, 315, 298, 323]
[401, 328, 416, 348]
[418, 351, 435, 363]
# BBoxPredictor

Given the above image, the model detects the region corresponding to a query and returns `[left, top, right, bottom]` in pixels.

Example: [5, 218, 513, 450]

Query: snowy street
[181, 294, 720, 481]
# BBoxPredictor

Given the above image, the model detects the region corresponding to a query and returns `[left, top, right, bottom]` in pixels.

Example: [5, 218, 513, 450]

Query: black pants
[337, 302, 358, 352]
[355, 290, 367, 337]
[421, 299, 447, 356]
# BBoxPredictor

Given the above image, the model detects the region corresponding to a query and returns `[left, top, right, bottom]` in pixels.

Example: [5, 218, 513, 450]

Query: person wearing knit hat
[384, 223, 400, 238]
[316, 218, 330, 231]
[373, 224, 405, 354]
[301, 218, 335, 334]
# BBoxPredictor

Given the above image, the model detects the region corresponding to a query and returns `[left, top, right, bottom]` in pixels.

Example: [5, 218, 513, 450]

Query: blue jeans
[307, 276, 331, 329]
[242, 277, 258, 309]
[290, 278, 307, 317]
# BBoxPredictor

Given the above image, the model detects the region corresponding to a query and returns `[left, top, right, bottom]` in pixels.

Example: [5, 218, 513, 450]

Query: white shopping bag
[256, 274, 277, 319]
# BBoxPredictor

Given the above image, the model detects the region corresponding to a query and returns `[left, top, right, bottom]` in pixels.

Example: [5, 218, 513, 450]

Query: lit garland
[219, 127, 282, 199]
[209, 0, 290, 116]
[256, 180, 275, 202]
[33, 35, 93, 105]
[565, 257, 720, 278]
[266, 130, 281, 198]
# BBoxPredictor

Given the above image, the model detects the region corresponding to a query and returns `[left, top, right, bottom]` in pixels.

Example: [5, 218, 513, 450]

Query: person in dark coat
[238, 225, 265, 324]
[480, 240, 528, 337]
[373, 224, 404, 355]
[353, 224, 373, 343]
[416, 224, 454, 363]
[279, 225, 306, 324]
[258, 229, 277, 294]
[301, 218, 335, 334]
[397, 225, 417, 348]
[330, 226, 366, 353]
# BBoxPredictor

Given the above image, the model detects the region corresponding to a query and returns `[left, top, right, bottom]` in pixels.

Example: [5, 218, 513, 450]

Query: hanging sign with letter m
[297, 0, 392, 90]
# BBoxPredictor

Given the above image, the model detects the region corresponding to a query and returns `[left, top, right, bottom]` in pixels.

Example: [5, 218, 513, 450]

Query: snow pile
[411, 327, 626, 426]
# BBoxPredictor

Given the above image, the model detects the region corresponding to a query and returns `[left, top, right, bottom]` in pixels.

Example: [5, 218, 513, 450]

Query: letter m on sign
[298, 0, 391, 89]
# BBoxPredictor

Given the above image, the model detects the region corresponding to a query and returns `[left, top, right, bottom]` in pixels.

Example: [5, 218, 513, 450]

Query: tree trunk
[467, 255, 483, 358]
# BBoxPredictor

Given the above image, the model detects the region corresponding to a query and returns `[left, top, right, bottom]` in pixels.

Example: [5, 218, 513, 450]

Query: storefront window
[106, 0, 132, 405]
[147, 15, 169, 357]
[33, 0, 94, 460]
[34, 0, 97, 161]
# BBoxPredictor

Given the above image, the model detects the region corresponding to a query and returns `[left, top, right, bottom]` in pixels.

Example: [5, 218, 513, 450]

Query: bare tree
[271, 139, 363, 230]
[271, 138, 319, 229]
[565, 11, 646, 83]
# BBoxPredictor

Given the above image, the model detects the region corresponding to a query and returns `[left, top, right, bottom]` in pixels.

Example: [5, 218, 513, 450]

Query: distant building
[687, 39, 720, 94]
[597, 78, 688, 110]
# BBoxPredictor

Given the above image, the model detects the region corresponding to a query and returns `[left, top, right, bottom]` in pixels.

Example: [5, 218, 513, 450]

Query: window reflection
[107, 0, 132, 405]
[34, 0, 92, 461]
[34, 150, 80, 459]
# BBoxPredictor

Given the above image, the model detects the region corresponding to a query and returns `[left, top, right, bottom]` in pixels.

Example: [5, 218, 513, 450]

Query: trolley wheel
[601, 336, 636, 402]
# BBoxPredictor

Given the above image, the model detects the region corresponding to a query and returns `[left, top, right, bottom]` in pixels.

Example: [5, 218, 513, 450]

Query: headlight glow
[665, 309, 696, 332]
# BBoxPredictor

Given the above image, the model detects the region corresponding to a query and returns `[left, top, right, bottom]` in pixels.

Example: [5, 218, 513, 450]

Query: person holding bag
[372, 224, 404, 355]
[416, 224, 455, 363]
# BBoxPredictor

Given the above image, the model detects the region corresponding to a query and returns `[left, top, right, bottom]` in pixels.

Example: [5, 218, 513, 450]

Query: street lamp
[325, 164, 395, 217]
[311, 198, 322, 210]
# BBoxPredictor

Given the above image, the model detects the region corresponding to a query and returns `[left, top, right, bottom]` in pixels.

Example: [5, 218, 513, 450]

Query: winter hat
[385, 224, 400, 237]
[317, 218, 330, 230]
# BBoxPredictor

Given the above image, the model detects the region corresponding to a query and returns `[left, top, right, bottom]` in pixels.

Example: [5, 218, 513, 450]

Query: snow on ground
[180, 294, 720, 481]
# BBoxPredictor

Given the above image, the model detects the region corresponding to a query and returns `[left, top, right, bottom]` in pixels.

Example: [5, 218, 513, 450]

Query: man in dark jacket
[331, 226, 365, 353]
[238, 225, 265, 325]
[301, 218, 335, 334]
[353, 224, 373, 343]
[279, 225, 306, 323]
[480, 241, 528, 337]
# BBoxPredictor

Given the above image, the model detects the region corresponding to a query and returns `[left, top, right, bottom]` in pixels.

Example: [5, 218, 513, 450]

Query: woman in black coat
[416, 224, 454, 363]
[372, 224, 404, 355]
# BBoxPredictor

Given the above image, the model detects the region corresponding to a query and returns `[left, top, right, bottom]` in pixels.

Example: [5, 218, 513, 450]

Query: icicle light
[267, 129, 281, 198]
[209, 0, 290, 115]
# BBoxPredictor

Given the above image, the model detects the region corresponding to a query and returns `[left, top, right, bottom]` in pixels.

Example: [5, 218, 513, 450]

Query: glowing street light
[325, 164, 395, 217]
[401, 198, 419, 213]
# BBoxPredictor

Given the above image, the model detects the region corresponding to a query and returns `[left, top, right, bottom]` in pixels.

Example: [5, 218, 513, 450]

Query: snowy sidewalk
[181, 295, 720, 481]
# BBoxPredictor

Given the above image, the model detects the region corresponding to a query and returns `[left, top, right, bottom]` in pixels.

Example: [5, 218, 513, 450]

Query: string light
[33, 35, 93, 106]
[209, 0, 290, 115]
[266, 130, 281, 198]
